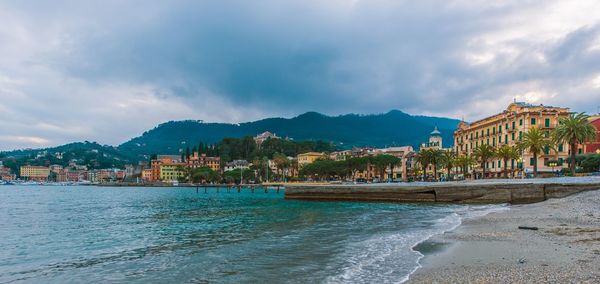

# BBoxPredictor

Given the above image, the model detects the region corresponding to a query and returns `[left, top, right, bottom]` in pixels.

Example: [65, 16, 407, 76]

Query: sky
[1, 0, 600, 150]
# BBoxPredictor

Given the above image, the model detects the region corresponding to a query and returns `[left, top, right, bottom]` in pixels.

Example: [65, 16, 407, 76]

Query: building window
[505, 135, 508, 143]
[558, 144, 563, 152]
[499, 136, 502, 143]
[530, 157, 535, 166]
[511, 159, 515, 169]
[476, 132, 478, 139]
[519, 132, 522, 141]
[499, 125, 502, 134]
[498, 160, 501, 167]
[544, 145, 549, 155]
[493, 128, 495, 135]
[492, 138, 496, 146]
[487, 139, 490, 145]
[511, 133, 515, 141]
[531, 118, 536, 125]
[544, 158, 549, 166]
[519, 119, 523, 126]
[545, 118, 550, 127]
[487, 129, 490, 136]
[512, 121, 516, 129]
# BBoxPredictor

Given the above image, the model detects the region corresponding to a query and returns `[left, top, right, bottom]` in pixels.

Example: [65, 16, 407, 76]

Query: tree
[456, 154, 475, 178]
[429, 149, 444, 181]
[415, 150, 432, 181]
[347, 157, 368, 181]
[273, 153, 290, 181]
[441, 150, 456, 178]
[371, 155, 400, 182]
[473, 144, 496, 179]
[495, 145, 520, 178]
[519, 127, 553, 177]
[552, 113, 597, 175]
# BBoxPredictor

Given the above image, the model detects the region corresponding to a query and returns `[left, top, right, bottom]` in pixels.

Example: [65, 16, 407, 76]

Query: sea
[0, 185, 507, 283]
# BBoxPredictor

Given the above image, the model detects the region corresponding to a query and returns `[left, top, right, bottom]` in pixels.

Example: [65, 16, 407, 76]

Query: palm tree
[441, 150, 456, 178]
[473, 144, 496, 179]
[388, 156, 402, 182]
[495, 145, 520, 178]
[415, 149, 432, 181]
[552, 113, 598, 175]
[519, 127, 552, 177]
[456, 154, 475, 178]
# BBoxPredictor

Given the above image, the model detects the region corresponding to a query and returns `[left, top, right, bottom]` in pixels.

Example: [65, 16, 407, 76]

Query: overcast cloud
[1, 0, 600, 150]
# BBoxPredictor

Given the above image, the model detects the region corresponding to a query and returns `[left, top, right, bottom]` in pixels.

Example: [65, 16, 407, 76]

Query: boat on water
[0, 180, 15, 185]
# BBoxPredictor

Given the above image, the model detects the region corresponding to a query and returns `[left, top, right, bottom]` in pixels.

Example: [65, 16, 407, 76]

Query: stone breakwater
[284, 178, 600, 204]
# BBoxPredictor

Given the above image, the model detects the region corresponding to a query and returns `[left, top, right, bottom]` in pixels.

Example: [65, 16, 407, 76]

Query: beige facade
[20, 166, 50, 181]
[297, 152, 326, 167]
[454, 102, 570, 177]
[141, 169, 152, 181]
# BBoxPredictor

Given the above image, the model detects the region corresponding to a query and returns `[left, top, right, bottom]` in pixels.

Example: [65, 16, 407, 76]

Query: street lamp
[548, 161, 557, 175]
[596, 149, 600, 172]
[518, 157, 524, 179]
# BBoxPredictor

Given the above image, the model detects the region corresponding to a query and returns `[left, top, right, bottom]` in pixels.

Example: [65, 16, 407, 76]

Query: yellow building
[205, 157, 221, 172]
[297, 152, 326, 167]
[141, 169, 152, 181]
[20, 166, 50, 181]
[454, 102, 570, 177]
[159, 164, 186, 182]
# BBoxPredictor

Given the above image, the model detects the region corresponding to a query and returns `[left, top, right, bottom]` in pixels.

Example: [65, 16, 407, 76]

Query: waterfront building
[0, 165, 16, 181]
[55, 169, 67, 182]
[125, 165, 135, 178]
[297, 152, 326, 167]
[454, 102, 570, 177]
[580, 115, 600, 154]
[186, 152, 221, 172]
[224, 160, 250, 172]
[150, 155, 181, 182]
[88, 170, 97, 183]
[159, 164, 185, 182]
[20, 166, 50, 181]
[141, 169, 152, 182]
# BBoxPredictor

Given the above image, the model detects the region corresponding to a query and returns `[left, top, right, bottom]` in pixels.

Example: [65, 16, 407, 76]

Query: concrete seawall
[284, 179, 600, 204]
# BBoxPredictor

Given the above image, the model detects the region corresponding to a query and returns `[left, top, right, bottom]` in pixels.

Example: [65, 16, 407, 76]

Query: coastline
[408, 189, 600, 283]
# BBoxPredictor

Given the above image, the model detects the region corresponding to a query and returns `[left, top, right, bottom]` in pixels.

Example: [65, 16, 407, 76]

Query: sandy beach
[409, 189, 600, 283]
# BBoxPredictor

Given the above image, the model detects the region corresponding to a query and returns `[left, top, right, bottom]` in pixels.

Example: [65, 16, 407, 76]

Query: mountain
[118, 110, 460, 159]
[0, 142, 132, 172]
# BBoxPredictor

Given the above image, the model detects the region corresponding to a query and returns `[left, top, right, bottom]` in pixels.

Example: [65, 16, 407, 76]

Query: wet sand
[409, 189, 600, 283]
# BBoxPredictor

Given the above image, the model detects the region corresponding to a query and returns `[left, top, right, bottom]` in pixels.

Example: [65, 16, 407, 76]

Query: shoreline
[407, 189, 600, 283]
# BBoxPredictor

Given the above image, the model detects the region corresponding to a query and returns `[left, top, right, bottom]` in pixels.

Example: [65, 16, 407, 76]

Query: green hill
[118, 110, 460, 159]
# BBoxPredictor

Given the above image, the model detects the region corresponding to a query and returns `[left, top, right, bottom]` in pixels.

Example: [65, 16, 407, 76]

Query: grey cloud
[1, 0, 600, 150]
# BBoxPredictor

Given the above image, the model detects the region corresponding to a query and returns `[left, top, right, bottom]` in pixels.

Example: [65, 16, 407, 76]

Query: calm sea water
[0, 186, 504, 283]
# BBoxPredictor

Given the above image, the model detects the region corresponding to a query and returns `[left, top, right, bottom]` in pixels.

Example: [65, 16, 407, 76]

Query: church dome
[430, 126, 442, 136]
